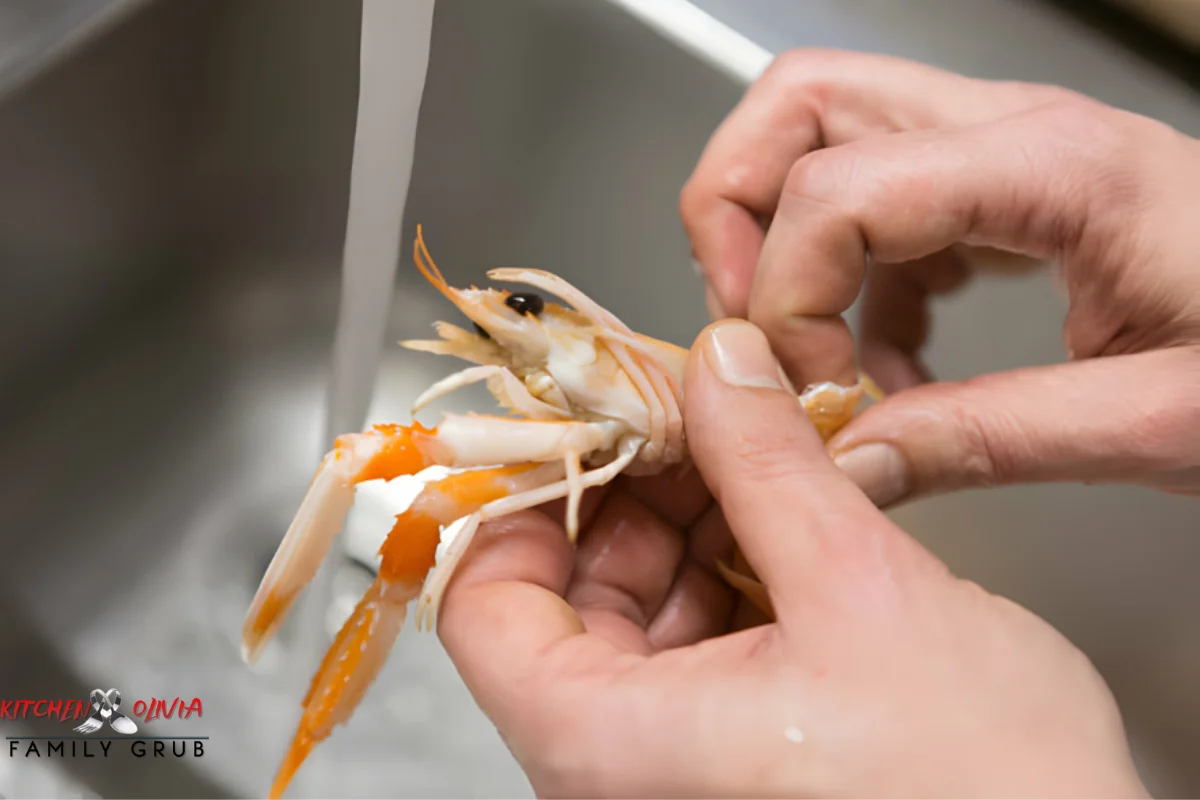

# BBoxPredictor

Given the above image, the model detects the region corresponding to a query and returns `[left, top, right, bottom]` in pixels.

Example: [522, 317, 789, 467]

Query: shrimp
[243, 224, 882, 798]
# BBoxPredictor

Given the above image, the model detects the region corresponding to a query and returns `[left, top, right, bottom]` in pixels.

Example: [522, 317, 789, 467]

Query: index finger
[680, 48, 1070, 319]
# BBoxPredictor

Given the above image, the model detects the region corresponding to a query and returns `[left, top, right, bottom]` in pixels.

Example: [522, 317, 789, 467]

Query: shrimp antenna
[414, 224, 454, 300]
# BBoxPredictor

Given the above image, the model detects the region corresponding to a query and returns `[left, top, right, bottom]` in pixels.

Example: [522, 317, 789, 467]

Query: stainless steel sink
[0, 0, 732, 796]
[1, 0, 1198, 797]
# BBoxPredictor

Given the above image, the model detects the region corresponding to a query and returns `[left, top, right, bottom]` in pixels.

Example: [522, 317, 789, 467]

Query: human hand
[438, 319, 1146, 799]
[680, 49, 1200, 507]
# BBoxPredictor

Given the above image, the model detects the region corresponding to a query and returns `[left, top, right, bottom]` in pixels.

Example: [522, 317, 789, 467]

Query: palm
[438, 461, 772, 710]
[553, 464, 767, 656]
[438, 464, 783, 797]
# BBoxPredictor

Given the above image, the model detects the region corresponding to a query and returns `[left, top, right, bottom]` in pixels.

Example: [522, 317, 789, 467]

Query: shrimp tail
[242, 423, 435, 665]
[268, 575, 416, 800]
[270, 502, 449, 798]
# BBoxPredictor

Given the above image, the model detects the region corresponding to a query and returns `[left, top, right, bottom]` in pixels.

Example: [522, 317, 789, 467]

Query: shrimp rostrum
[242, 225, 882, 798]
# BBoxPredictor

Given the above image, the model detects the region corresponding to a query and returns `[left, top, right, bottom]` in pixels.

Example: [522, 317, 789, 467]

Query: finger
[566, 491, 686, 653]
[680, 48, 1069, 318]
[683, 318, 894, 614]
[750, 98, 1137, 389]
[646, 502, 736, 649]
[859, 250, 972, 392]
[646, 561, 735, 648]
[731, 596, 773, 632]
[439, 510, 619, 721]
[619, 462, 712, 529]
[827, 347, 1200, 507]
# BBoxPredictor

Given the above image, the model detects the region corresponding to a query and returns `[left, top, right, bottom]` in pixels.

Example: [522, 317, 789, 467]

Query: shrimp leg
[270, 437, 645, 798]
[717, 554, 775, 619]
[414, 434, 644, 631]
[563, 449, 583, 542]
[266, 461, 562, 798]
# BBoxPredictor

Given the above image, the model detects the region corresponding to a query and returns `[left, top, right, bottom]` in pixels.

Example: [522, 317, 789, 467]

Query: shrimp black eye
[505, 292, 544, 317]
[472, 322, 491, 340]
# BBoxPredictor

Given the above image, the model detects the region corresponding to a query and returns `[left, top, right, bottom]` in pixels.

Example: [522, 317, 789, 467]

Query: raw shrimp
[242, 225, 881, 798]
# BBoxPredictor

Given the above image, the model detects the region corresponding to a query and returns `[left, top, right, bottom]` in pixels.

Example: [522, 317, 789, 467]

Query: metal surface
[1110, 0, 1200, 48]
[0, 0, 728, 796]
[0, 0, 148, 101]
[0, 0, 1198, 797]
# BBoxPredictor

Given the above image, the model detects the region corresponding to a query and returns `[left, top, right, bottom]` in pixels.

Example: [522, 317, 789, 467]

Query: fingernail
[703, 320, 784, 390]
[704, 285, 727, 321]
[832, 443, 911, 507]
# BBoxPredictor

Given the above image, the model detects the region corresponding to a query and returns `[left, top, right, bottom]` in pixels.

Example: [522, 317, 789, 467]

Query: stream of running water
[288, 0, 436, 692]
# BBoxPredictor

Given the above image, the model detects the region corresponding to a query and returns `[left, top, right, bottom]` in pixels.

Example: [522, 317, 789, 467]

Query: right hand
[680, 49, 1200, 507]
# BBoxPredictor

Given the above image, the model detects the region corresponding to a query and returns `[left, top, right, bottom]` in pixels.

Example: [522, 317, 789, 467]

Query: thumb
[827, 347, 1200, 506]
[684, 319, 898, 613]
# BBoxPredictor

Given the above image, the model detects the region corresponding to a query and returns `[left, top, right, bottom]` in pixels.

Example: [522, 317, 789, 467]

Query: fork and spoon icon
[73, 688, 138, 735]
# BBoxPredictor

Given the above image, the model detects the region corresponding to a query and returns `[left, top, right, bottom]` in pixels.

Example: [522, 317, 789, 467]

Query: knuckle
[1007, 96, 1158, 256]
[764, 47, 822, 81]
[782, 145, 886, 223]
[944, 393, 1013, 488]
[1003, 81, 1086, 110]
[758, 49, 845, 126]
[782, 148, 847, 204]
[768, 47, 857, 83]
[1037, 99, 1134, 171]
[1033, 85, 1098, 117]
[1129, 353, 1200, 468]
[1030, 92, 1163, 178]
[781, 149, 825, 198]
[1014, 91, 1112, 153]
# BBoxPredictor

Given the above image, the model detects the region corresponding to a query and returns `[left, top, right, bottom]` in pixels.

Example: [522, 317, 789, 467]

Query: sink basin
[1, 0, 1198, 797]
[0, 0, 732, 796]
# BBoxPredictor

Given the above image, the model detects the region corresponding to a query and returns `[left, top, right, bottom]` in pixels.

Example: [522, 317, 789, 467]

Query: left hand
[436, 319, 1145, 799]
